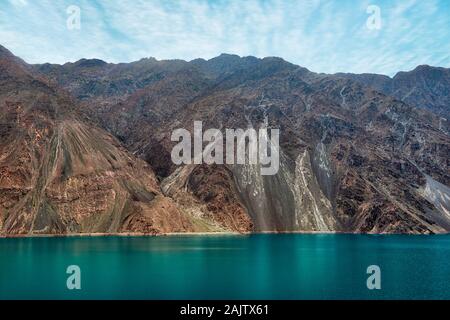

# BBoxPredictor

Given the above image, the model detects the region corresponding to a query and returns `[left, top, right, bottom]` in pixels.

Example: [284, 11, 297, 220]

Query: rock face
[0, 46, 239, 235]
[161, 66, 448, 234]
[1, 45, 449, 235]
[336, 65, 450, 119]
[161, 164, 253, 233]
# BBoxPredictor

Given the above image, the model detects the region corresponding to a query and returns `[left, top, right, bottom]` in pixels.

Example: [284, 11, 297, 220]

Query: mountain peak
[72, 58, 108, 68]
[216, 53, 241, 59]
[0, 45, 36, 79]
[413, 64, 434, 71]
[394, 64, 448, 82]
[0, 45, 21, 63]
[0, 44, 13, 57]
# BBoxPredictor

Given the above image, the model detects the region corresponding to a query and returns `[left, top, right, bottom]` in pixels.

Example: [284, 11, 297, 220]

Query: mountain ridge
[0, 44, 242, 235]
[336, 64, 450, 119]
[1, 44, 449, 235]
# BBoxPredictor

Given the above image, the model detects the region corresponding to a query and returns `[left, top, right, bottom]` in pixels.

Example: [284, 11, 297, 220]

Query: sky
[0, 0, 449, 76]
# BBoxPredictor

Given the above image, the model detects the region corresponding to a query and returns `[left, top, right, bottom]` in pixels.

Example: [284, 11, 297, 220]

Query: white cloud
[9, 0, 27, 7]
[0, 0, 448, 75]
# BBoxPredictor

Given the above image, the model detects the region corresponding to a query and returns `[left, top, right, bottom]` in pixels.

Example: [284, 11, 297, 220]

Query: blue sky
[0, 0, 448, 76]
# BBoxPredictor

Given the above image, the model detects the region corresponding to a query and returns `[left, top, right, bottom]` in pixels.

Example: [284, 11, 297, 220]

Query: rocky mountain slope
[144, 61, 449, 234]
[336, 65, 450, 119]
[1, 45, 449, 235]
[0, 45, 239, 236]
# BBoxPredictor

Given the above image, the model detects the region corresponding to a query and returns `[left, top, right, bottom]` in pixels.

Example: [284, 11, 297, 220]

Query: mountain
[0, 45, 244, 236]
[153, 60, 449, 233]
[1, 46, 449, 235]
[33, 52, 450, 234]
[336, 65, 450, 119]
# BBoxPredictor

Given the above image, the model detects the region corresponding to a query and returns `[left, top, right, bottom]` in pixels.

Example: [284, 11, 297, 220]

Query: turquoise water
[0, 234, 449, 300]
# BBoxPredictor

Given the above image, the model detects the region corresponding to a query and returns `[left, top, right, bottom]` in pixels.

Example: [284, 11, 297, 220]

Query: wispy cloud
[9, 0, 27, 7]
[0, 0, 448, 75]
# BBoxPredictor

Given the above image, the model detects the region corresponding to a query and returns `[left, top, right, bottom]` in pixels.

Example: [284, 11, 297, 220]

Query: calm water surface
[0, 234, 449, 300]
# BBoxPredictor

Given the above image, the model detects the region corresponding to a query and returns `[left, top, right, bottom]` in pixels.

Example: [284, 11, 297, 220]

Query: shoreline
[0, 230, 447, 239]
[0, 231, 337, 239]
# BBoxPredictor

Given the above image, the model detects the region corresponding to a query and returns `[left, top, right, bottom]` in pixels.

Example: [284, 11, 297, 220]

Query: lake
[0, 234, 449, 300]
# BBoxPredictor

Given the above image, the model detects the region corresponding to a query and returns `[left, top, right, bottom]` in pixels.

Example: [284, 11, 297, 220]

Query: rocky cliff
[0, 46, 236, 235]
[336, 65, 450, 120]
